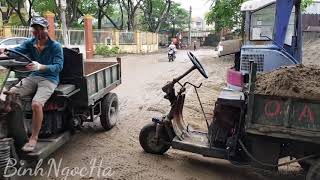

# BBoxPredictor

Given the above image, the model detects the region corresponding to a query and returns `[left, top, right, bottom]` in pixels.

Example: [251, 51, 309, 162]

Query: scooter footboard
[172, 94, 190, 140]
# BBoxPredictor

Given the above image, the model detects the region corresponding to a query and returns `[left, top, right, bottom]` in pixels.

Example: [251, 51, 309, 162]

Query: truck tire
[139, 122, 171, 155]
[100, 93, 119, 131]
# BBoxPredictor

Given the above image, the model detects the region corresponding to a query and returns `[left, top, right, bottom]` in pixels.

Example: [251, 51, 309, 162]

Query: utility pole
[56, 0, 69, 47]
[188, 6, 192, 47]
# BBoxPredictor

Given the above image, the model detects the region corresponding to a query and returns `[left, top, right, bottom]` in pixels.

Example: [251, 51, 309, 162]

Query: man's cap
[30, 17, 49, 28]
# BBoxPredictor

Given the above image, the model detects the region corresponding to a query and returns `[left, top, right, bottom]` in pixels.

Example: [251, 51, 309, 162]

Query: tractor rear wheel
[100, 93, 119, 131]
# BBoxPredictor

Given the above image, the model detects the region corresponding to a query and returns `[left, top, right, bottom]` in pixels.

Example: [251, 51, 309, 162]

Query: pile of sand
[303, 39, 320, 66]
[254, 64, 320, 100]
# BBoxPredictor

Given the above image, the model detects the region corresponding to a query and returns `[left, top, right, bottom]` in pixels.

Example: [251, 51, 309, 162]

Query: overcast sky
[173, 0, 211, 18]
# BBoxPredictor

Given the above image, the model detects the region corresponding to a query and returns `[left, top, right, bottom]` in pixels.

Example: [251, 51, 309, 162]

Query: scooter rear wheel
[168, 55, 173, 62]
[139, 122, 171, 154]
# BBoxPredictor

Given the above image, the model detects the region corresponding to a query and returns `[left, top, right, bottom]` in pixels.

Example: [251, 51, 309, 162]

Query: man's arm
[13, 39, 31, 54]
[43, 44, 64, 73]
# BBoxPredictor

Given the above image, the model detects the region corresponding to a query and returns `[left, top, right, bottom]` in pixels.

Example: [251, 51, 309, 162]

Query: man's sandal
[21, 142, 36, 152]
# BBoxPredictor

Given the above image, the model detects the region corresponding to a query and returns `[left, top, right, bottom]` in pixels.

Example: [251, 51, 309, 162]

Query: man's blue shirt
[13, 37, 64, 84]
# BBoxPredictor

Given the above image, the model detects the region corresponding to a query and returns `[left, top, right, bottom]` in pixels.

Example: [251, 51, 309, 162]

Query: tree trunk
[141, 0, 172, 33]
[122, 0, 142, 31]
[97, 0, 124, 30]
[97, 0, 102, 29]
[155, 0, 172, 32]
[27, 0, 34, 24]
[6, 0, 27, 26]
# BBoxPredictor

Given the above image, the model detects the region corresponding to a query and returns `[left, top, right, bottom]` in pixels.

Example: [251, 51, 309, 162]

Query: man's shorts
[10, 76, 57, 106]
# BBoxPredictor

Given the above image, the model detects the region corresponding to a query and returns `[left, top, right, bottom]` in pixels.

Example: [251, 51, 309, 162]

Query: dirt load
[254, 64, 320, 100]
[303, 39, 320, 65]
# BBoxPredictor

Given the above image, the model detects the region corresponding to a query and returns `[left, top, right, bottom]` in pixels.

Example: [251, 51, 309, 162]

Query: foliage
[142, 2, 188, 35]
[122, 0, 143, 30]
[96, 0, 120, 29]
[0, 0, 179, 31]
[8, 12, 27, 26]
[79, 0, 98, 15]
[302, 0, 313, 10]
[3, 0, 29, 25]
[140, 0, 172, 32]
[33, 0, 56, 14]
[95, 45, 120, 57]
[205, 0, 243, 33]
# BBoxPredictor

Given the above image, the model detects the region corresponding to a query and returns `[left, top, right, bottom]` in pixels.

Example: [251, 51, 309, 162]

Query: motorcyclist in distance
[168, 42, 177, 60]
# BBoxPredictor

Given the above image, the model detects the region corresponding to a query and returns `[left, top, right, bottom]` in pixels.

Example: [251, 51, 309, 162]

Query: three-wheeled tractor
[139, 0, 320, 179]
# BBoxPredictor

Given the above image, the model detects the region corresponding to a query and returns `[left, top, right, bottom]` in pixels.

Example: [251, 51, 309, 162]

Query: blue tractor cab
[226, 0, 303, 90]
[240, 0, 302, 73]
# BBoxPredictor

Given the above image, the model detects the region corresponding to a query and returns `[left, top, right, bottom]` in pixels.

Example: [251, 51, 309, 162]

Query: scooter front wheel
[139, 122, 171, 154]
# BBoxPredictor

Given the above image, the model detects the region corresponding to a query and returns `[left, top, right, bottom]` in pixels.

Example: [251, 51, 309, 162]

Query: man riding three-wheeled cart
[0, 17, 121, 177]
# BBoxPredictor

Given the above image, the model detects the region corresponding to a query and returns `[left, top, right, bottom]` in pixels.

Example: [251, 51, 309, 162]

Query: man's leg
[29, 101, 43, 143]
[23, 77, 57, 151]
[8, 77, 37, 150]
[10, 77, 37, 97]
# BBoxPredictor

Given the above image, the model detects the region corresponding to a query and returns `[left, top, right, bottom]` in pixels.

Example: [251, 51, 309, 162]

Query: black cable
[238, 139, 319, 168]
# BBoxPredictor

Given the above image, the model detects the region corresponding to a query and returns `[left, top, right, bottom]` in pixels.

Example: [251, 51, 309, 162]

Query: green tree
[165, 3, 189, 37]
[205, 0, 243, 33]
[4, 0, 29, 26]
[122, 0, 143, 31]
[96, 0, 122, 29]
[32, 0, 56, 13]
[140, 0, 172, 32]
[32, 0, 97, 28]
[302, 0, 313, 10]
[140, 2, 188, 34]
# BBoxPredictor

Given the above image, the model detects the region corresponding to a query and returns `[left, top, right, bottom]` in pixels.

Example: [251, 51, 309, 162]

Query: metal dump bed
[83, 61, 121, 106]
[246, 94, 320, 144]
[60, 48, 121, 108]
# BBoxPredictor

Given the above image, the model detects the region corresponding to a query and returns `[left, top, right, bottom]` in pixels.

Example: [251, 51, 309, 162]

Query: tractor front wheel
[139, 122, 171, 155]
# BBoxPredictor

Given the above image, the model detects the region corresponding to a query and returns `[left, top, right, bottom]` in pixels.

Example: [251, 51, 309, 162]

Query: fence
[303, 30, 320, 42]
[93, 30, 113, 45]
[0, 26, 159, 54]
[119, 31, 135, 45]
[6, 27, 86, 46]
[10, 26, 32, 37]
